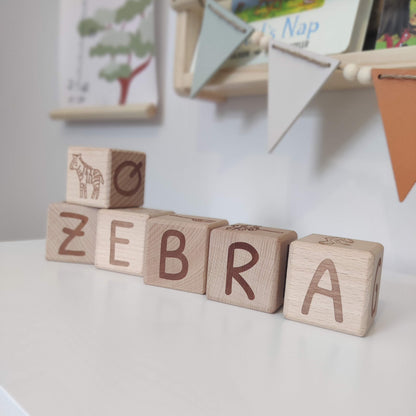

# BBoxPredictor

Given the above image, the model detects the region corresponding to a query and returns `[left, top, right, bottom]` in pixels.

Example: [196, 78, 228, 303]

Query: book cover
[224, 0, 372, 68]
[375, 0, 416, 49]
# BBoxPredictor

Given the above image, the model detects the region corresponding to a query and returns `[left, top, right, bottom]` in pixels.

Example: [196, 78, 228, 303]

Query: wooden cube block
[206, 224, 297, 313]
[46, 202, 98, 264]
[283, 234, 384, 336]
[95, 208, 173, 276]
[66, 147, 146, 208]
[143, 214, 228, 294]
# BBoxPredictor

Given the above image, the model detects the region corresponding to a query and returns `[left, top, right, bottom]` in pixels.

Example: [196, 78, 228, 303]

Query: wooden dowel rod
[170, 0, 202, 12]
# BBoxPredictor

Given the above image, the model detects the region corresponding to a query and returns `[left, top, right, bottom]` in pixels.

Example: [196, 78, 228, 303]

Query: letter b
[159, 230, 189, 280]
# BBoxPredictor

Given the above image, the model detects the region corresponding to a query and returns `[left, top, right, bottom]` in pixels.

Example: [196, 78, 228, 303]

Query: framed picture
[51, 0, 158, 121]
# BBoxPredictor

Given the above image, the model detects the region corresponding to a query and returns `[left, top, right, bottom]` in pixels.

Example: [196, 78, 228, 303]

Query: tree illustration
[78, 0, 154, 105]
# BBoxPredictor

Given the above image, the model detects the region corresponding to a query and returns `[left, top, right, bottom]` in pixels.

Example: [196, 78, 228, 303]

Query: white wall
[0, 0, 414, 275]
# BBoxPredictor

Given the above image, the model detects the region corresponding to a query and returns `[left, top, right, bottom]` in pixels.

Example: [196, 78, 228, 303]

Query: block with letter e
[143, 214, 228, 294]
[95, 208, 173, 276]
[283, 234, 384, 336]
[206, 224, 297, 313]
[46, 202, 98, 264]
[66, 147, 146, 209]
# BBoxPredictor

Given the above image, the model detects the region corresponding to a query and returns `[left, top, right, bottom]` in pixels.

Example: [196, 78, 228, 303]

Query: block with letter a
[46, 202, 98, 264]
[283, 234, 384, 336]
[143, 214, 228, 294]
[95, 208, 173, 276]
[206, 224, 297, 313]
[66, 147, 146, 209]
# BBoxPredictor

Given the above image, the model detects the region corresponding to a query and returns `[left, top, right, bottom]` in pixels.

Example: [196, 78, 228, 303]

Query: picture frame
[51, 0, 158, 121]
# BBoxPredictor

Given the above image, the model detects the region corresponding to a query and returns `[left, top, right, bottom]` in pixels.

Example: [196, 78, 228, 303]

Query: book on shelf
[222, 0, 374, 68]
[375, 0, 416, 49]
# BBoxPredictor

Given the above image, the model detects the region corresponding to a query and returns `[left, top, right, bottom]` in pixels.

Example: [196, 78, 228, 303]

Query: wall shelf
[171, 0, 416, 101]
[50, 104, 157, 121]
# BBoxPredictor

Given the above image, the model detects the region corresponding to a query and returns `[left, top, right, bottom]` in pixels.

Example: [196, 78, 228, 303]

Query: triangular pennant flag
[190, 0, 253, 98]
[268, 41, 339, 153]
[373, 68, 416, 202]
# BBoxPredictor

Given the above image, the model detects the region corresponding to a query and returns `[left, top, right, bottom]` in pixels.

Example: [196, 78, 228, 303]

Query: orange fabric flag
[373, 68, 416, 202]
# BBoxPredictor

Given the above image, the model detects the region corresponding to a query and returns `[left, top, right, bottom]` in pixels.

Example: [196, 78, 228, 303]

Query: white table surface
[0, 240, 415, 416]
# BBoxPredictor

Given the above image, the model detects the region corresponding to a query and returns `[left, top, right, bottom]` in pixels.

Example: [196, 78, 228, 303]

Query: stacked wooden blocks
[46, 147, 384, 337]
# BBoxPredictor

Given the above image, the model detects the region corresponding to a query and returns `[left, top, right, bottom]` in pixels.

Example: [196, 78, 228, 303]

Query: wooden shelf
[171, 0, 416, 101]
[50, 103, 157, 121]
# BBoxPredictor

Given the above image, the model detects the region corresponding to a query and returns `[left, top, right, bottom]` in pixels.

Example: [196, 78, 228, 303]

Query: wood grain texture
[143, 214, 228, 294]
[283, 234, 384, 336]
[66, 147, 146, 209]
[206, 224, 297, 313]
[170, 2, 416, 100]
[49, 104, 157, 121]
[46, 202, 98, 264]
[95, 208, 173, 276]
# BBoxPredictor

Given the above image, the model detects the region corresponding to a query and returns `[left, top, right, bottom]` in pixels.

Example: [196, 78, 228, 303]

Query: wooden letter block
[144, 214, 228, 294]
[46, 202, 98, 264]
[66, 147, 146, 209]
[206, 224, 297, 313]
[283, 234, 384, 336]
[95, 208, 173, 276]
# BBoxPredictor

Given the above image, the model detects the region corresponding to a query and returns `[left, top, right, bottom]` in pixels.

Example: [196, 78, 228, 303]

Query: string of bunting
[250, 31, 377, 86]
[190, 1, 416, 201]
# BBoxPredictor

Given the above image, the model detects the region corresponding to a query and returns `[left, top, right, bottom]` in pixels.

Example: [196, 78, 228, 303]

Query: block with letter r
[143, 214, 228, 294]
[206, 224, 297, 313]
[46, 202, 98, 264]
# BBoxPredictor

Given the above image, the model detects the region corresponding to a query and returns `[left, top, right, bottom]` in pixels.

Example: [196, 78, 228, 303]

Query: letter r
[226, 242, 259, 300]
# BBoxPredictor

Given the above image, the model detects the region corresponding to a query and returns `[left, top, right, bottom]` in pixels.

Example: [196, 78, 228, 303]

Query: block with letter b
[206, 224, 297, 313]
[46, 202, 98, 264]
[95, 208, 173, 276]
[66, 147, 146, 209]
[143, 214, 228, 294]
[283, 234, 384, 336]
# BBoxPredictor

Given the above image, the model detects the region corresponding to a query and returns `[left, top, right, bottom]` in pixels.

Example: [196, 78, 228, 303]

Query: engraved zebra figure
[69, 153, 104, 199]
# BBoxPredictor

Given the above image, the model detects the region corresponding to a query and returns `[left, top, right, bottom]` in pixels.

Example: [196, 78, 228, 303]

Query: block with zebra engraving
[206, 224, 297, 313]
[143, 214, 228, 294]
[46, 202, 98, 264]
[95, 207, 174, 276]
[283, 234, 384, 336]
[66, 147, 146, 209]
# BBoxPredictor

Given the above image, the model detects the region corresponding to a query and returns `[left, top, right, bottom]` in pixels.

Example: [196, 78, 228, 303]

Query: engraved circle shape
[113, 161, 143, 197]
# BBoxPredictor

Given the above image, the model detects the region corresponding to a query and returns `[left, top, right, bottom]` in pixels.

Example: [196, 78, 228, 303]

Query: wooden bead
[357, 66, 373, 85]
[250, 30, 262, 46]
[66, 147, 146, 209]
[95, 208, 173, 276]
[143, 214, 228, 294]
[259, 35, 271, 51]
[283, 234, 384, 336]
[206, 224, 297, 313]
[342, 63, 359, 82]
[46, 202, 98, 264]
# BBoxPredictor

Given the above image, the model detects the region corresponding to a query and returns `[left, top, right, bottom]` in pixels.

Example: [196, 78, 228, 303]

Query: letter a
[160, 230, 189, 280]
[59, 212, 88, 256]
[301, 258, 343, 323]
[226, 242, 259, 300]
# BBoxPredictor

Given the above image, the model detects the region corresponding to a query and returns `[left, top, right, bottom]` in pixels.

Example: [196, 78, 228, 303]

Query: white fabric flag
[268, 41, 339, 153]
[191, 0, 253, 98]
